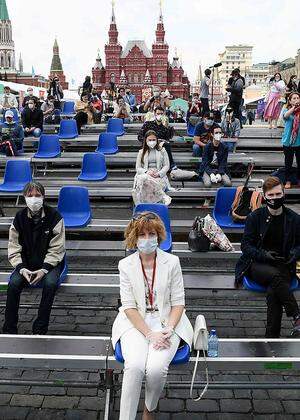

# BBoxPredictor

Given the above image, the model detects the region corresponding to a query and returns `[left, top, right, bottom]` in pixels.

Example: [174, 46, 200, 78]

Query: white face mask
[147, 140, 157, 149]
[25, 197, 44, 213]
[214, 133, 222, 142]
[156, 114, 163, 122]
[28, 104, 34, 110]
[137, 236, 158, 254]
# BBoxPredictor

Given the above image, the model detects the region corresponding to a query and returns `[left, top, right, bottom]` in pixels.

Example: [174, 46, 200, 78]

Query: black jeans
[283, 146, 300, 182]
[2, 266, 60, 335]
[74, 111, 88, 134]
[228, 97, 242, 121]
[249, 261, 299, 337]
[200, 98, 210, 115]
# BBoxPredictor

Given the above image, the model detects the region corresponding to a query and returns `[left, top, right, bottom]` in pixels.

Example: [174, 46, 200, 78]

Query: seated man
[138, 106, 177, 170]
[235, 176, 300, 337]
[0, 110, 24, 156]
[199, 126, 232, 188]
[0, 86, 18, 114]
[21, 99, 43, 138]
[41, 95, 57, 124]
[22, 87, 39, 109]
[113, 96, 131, 123]
[221, 107, 241, 152]
[193, 111, 218, 157]
[2, 182, 66, 335]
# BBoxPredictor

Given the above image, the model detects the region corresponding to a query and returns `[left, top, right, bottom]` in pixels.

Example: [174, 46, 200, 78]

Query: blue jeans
[2, 266, 60, 334]
[25, 128, 41, 138]
[192, 144, 203, 157]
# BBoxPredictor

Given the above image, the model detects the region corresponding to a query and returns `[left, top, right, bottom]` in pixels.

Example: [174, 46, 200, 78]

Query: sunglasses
[132, 212, 158, 221]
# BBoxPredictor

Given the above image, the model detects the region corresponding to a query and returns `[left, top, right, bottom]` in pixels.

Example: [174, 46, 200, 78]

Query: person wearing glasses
[112, 212, 193, 420]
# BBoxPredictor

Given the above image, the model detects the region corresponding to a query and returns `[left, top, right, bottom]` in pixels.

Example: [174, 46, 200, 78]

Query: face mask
[153, 92, 160, 98]
[28, 92, 33, 96]
[205, 119, 214, 127]
[147, 140, 157, 149]
[214, 133, 222, 141]
[25, 197, 44, 213]
[137, 236, 158, 254]
[28, 104, 34, 110]
[265, 196, 284, 210]
[156, 114, 163, 122]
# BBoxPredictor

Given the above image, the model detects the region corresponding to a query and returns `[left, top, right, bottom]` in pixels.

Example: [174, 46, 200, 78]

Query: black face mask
[265, 196, 284, 210]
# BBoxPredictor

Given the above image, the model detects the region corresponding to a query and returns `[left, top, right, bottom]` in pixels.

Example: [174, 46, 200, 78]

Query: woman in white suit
[132, 130, 172, 206]
[112, 212, 193, 420]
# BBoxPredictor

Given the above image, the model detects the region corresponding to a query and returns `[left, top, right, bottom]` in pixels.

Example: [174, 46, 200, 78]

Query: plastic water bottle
[208, 329, 219, 357]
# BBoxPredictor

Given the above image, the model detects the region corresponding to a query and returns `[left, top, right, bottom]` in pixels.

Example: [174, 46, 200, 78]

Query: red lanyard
[140, 255, 157, 310]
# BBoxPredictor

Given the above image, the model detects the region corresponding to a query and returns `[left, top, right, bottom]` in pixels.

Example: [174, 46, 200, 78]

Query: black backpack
[188, 216, 211, 252]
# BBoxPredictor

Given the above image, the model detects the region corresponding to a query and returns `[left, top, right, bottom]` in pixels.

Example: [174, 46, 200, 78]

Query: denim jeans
[2, 266, 60, 334]
[192, 144, 203, 157]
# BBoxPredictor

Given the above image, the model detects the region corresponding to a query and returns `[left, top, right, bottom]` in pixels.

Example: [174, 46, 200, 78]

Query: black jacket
[199, 141, 229, 175]
[137, 121, 174, 143]
[235, 206, 300, 284]
[21, 108, 44, 130]
[8, 205, 65, 272]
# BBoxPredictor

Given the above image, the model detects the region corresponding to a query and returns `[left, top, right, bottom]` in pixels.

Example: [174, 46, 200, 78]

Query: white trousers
[119, 312, 180, 420]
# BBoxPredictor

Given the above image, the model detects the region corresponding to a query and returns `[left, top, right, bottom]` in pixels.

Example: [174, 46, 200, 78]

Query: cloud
[7, 0, 300, 85]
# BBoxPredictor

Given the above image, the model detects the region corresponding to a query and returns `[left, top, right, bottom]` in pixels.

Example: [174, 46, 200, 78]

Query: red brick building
[92, 3, 190, 102]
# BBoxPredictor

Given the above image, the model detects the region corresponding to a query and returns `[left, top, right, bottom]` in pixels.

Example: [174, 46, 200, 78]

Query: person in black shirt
[21, 99, 43, 138]
[236, 177, 300, 337]
[138, 106, 177, 170]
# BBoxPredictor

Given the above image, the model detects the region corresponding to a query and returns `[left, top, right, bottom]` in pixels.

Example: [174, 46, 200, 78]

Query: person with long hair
[281, 92, 300, 188]
[264, 73, 286, 129]
[286, 75, 299, 94]
[132, 130, 171, 205]
[112, 212, 193, 420]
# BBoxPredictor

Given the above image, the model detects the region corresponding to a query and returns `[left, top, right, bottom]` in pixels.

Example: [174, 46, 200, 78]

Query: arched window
[157, 73, 162, 83]
[0, 55, 4, 68]
[134, 74, 139, 83]
[7, 54, 11, 68]
[110, 73, 115, 82]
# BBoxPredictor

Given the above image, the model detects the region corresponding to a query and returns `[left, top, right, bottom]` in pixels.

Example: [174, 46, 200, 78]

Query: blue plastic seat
[9, 255, 68, 289]
[57, 186, 92, 228]
[34, 135, 61, 159]
[96, 133, 119, 155]
[58, 120, 78, 139]
[134, 203, 172, 252]
[243, 276, 299, 293]
[78, 153, 107, 181]
[213, 187, 245, 229]
[62, 101, 75, 115]
[0, 160, 32, 192]
[107, 118, 125, 136]
[115, 340, 190, 365]
[2, 108, 19, 123]
[187, 122, 196, 137]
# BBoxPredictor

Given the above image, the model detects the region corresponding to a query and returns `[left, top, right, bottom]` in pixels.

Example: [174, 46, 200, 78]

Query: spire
[19, 53, 23, 72]
[111, 0, 116, 23]
[119, 69, 127, 84]
[159, 0, 163, 23]
[93, 49, 104, 69]
[0, 0, 9, 21]
[50, 38, 63, 71]
[144, 69, 152, 84]
[171, 48, 180, 68]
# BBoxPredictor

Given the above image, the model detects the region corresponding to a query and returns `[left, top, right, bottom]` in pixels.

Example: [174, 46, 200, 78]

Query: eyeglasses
[132, 212, 158, 221]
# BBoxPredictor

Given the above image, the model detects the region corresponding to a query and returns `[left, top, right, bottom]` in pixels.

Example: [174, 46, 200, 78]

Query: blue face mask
[137, 236, 158, 254]
[205, 119, 214, 127]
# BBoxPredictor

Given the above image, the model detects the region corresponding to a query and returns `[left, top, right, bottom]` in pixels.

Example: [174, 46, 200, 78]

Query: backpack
[231, 164, 263, 222]
[188, 216, 211, 252]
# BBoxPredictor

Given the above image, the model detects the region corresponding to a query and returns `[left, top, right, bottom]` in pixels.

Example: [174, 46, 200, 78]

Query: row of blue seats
[57, 118, 125, 139]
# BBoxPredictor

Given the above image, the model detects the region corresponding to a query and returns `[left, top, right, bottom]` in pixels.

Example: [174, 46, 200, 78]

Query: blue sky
[8, 0, 300, 85]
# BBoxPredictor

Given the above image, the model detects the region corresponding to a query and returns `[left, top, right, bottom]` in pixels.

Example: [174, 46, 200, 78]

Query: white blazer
[111, 248, 193, 348]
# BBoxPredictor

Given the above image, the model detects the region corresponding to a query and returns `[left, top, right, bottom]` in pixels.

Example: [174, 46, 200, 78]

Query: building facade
[269, 50, 300, 83]
[92, 3, 190, 102]
[218, 45, 253, 90]
[49, 39, 68, 90]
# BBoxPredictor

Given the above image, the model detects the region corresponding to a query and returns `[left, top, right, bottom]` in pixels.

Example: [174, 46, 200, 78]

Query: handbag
[170, 168, 198, 181]
[188, 216, 211, 252]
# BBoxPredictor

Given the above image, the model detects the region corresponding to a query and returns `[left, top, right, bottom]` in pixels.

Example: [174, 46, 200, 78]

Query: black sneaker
[291, 316, 300, 337]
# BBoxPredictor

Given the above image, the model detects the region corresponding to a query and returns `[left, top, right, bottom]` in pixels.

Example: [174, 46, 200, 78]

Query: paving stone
[67, 387, 97, 397]
[207, 415, 254, 420]
[65, 409, 99, 420]
[77, 396, 105, 410]
[30, 386, 66, 396]
[48, 371, 89, 381]
[220, 399, 252, 413]
[0, 406, 30, 420]
[253, 400, 283, 413]
[26, 408, 66, 420]
[21, 370, 49, 380]
[233, 390, 251, 399]
[158, 398, 185, 412]
[0, 393, 12, 405]
[186, 398, 219, 412]
[42, 396, 79, 409]
[282, 401, 300, 414]
[251, 389, 269, 400]
[268, 389, 300, 399]
[171, 414, 206, 420]
[0, 384, 30, 394]
[10, 394, 44, 408]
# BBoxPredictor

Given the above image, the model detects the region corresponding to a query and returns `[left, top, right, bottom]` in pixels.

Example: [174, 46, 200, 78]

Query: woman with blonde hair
[132, 130, 172, 205]
[112, 212, 193, 420]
